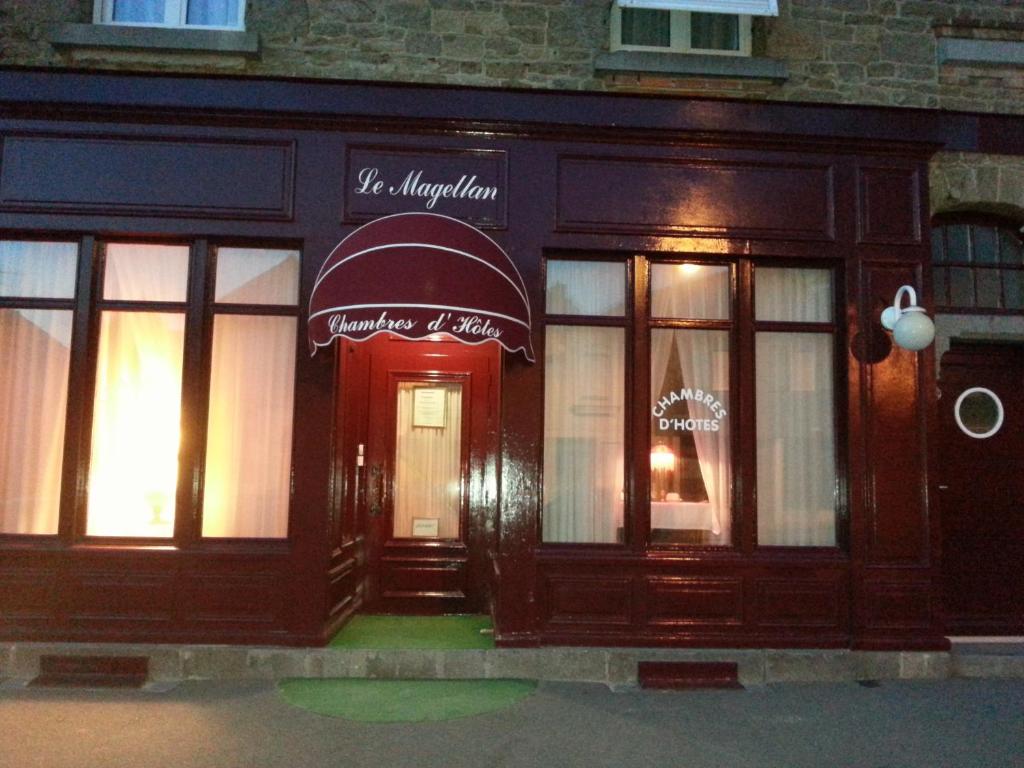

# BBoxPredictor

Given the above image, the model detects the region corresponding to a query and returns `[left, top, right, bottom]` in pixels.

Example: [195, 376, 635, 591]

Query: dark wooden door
[347, 334, 499, 614]
[938, 341, 1024, 635]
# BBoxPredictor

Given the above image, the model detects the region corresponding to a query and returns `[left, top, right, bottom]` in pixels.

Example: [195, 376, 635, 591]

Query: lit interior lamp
[880, 285, 935, 351]
[650, 444, 676, 501]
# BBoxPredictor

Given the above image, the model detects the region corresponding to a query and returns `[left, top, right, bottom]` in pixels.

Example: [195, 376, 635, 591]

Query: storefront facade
[8, 64, 1022, 651]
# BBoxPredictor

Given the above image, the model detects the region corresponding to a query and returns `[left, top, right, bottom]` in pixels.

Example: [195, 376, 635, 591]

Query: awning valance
[308, 213, 535, 362]
[616, 0, 779, 16]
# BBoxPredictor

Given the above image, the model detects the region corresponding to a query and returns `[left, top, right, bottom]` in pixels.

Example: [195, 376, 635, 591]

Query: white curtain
[755, 269, 836, 546]
[112, 0, 165, 23]
[187, 0, 240, 26]
[650, 265, 732, 544]
[87, 244, 189, 538]
[0, 242, 77, 534]
[543, 325, 625, 543]
[393, 383, 462, 539]
[202, 316, 296, 538]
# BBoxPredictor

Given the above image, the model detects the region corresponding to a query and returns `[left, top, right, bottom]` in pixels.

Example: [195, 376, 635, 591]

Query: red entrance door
[938, 342, 1024, 635]
[344, 334, 499, 614]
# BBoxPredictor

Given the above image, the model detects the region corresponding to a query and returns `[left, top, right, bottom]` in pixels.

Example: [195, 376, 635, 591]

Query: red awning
[308, 212, 535, 362]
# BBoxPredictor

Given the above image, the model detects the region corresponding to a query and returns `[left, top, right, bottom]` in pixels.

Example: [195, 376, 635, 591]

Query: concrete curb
[2, 643, 1022, 686]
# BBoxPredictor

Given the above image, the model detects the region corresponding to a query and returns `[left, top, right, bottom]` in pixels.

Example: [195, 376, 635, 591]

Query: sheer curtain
[112, 0, 165, 23]
[202, 247, 299, 538]
[187, 0, 240, 27]
[543, 325, 625, 543]
[651, 266, 732, 544]
[0, 241, 78, 534]
[87, 245, 189, 538]
[392, 383, 463, 539]
[755, 269, 836, 546]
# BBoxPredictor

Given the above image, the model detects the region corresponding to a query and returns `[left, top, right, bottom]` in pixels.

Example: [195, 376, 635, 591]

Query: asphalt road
[1, 678, 1021, 768]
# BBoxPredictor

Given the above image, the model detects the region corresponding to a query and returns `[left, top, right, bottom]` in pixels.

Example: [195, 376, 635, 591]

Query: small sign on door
[412, 517, 440, 538]
[413, 387, 447, 428]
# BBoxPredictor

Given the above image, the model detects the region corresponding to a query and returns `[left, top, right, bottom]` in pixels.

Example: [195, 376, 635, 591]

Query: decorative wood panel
[0, 135, 295, 220]
[182, 573, 285, 625]
[556, 155, 835, 240]
[381, 558, 467, 598]
[644, 576, 743, 626]
[860, 264, 930, 564]
[0, 568, 55, 619]
[543, 575, 633, 626]
[857, 166, 921, 244]
[65, 572, 175, 626]
[755, 579, 843, 629]
[862, 580, 933, 630]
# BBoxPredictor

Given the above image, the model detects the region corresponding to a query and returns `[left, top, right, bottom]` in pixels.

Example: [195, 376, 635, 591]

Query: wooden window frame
[931, 214, 1024, 315]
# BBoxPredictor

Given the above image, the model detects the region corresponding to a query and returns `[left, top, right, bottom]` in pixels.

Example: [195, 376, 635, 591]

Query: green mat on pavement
[328, 615, 495, 650]
[278, 678, 536, 722]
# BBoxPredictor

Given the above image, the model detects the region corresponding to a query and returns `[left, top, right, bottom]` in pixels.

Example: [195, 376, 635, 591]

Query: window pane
[215, 248, 300, 305]
[976, 268, 1002, 308]
[998, 229, 1023, 265]
[1004, 269, 1024, 311]
[0, 309, 72, 534]
[949, 267, 974, 307]
[756, 333, 836, 546]
[392, 382, 462, 540]
[972, 225, 998, 264]
[650, 329, 731, 545]
[112, 0, 165, 23]
[933, 267, 948, 307]
[104, 244, 189, 302]
[543, 326, 624, 543]
[621, 8, 670, 47]
[0, 241, 78, 299]
[187, 0, 240, 26]
[945, 224, 971, 263]
[931, 228, 947, 265]
[202, 316, 296, 538]
[755, 268, 832, 322]
[691, 12, 739, 51]
[651, 264, 730, 320]
[87, 311, 185, 538]
[546, 261, 625, 316]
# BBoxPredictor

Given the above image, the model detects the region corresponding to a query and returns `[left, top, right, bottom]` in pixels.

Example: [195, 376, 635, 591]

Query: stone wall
[2, 1, 1024, 114]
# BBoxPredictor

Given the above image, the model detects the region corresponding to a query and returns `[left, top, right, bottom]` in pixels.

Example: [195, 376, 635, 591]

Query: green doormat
[329, 615, 495, 650]
[278, 679, 536, 722]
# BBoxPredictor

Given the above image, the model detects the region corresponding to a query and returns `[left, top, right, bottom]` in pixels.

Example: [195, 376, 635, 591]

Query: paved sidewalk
[1, 678, 1021, 768]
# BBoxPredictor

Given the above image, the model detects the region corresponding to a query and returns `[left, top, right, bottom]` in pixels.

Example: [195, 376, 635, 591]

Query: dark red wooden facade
[3, 67, 1017, 650]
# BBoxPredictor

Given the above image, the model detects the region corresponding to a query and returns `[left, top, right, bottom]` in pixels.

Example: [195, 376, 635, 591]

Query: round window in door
[954, 387, 1004, 439]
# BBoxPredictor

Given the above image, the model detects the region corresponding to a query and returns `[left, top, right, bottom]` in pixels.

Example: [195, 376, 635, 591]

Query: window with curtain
[543, 260, 626, 544]
[0, 238, 298, 542]
[610, 6, 751, 56]
[0, 241, 78, 535]
[754, 268, 837, 546]
[931, 215, 1024, 313]
[542, 255, 840, 549]
[97, 0, 244, 29]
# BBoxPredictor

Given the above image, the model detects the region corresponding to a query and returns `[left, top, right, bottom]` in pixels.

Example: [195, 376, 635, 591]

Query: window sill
[595, 50, 787, 82]
[48, 22, 260, 59]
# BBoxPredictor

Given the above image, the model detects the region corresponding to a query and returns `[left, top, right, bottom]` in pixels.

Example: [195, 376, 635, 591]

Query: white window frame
[610, 5, 752, 57]
[94, 0, 245, 31]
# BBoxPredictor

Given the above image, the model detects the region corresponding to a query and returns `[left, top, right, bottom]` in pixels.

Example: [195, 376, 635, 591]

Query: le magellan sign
[344, 145, 507, 228]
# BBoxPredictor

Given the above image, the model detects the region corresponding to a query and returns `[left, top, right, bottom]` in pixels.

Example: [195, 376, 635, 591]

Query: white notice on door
[413, 387, 447, 428]
[412, 517, 440, 537]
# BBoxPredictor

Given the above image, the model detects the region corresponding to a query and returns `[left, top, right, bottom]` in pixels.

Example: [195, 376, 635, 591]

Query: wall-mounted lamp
[880, 285, 935, 351]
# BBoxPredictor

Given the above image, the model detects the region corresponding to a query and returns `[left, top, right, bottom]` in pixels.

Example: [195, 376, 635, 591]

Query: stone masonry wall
[2, 1, 1024, 114]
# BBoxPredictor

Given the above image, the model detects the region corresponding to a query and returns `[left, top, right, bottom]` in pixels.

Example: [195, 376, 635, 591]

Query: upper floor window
[95, 0, 244, 30]
[932, 215, 1024, 314]
[611, 5, 751, 56]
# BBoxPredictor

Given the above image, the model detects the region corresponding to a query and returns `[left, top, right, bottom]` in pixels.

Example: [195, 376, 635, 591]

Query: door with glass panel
[350, 335, 498, 614]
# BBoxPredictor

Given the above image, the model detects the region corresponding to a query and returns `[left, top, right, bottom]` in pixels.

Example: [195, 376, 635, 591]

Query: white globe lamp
[880, 285, 935, 352]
